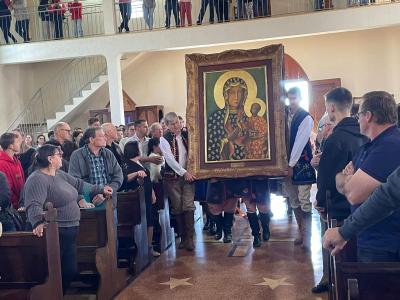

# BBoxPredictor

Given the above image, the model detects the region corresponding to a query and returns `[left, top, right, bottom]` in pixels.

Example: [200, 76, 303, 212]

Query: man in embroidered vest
[160, 112, 196, 251]
[284, 87, 316, 251]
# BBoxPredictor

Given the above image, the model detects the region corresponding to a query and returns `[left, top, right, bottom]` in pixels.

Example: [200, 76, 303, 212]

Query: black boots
[223, 213, 234, 243]
[213, 214, 223, 240]
[248, 212, 271, 247]
[247, 213, 261, 247]
[259, 213, 271, 241]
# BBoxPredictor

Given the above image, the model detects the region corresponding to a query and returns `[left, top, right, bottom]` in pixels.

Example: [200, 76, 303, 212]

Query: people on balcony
[165, 0, 180, 28]
[179, 0, 192, 26]
[196, 0, 216, 25]
[0, 0, 17, 44]
[68, 0, 83, 38]
[49, 0, 66, 39]
[38, 0, 51, 40]
[12, 0, 30, 42]
[118, 0, 131, 32]
[143, 0, 155, 30]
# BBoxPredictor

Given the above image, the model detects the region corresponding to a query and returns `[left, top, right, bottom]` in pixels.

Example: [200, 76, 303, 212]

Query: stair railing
[7, 56, 107, 137]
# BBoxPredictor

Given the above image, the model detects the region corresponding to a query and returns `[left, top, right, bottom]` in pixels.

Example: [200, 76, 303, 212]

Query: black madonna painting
[185, 45, 287, 179]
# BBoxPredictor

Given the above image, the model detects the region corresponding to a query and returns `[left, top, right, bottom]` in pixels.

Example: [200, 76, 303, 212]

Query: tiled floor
[117, 193, 328, 300]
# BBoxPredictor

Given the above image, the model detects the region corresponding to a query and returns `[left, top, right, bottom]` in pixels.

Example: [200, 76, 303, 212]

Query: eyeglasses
[355, 111, 368, 120]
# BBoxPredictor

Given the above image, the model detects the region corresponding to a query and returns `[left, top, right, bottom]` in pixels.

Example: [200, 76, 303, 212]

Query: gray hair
[164, 112, 178, 125]
[149, 122, 162, 133]
[54, 122, 68, 133]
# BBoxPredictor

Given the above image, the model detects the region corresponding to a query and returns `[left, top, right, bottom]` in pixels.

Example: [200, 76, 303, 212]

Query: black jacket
[316, 117, 368, 218]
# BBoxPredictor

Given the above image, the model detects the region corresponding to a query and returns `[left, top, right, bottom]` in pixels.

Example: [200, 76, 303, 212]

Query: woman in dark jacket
[0, 171, 15, 232]
[122, 141, 158, 256]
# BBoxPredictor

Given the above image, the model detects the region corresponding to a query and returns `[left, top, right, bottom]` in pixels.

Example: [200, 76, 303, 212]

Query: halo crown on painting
[214, 70, 257, 109]
[244, 98, 267, 117]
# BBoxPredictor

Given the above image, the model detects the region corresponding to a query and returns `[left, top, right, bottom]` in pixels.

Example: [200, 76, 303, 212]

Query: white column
[106, 54, 125, 125]
[102, 0, 117, 35]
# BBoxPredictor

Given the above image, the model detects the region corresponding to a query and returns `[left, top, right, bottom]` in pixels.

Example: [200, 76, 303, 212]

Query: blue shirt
[353, 125, 400, 252]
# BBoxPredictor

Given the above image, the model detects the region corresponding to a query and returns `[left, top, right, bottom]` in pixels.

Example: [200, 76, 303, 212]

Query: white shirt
[289, 115, 314, 167]
[159, 134, 187, 177]
[119, 134, 149, 157]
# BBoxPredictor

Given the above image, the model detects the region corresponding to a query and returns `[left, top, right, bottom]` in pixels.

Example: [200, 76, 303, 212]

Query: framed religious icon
[185, 44, 288, 179]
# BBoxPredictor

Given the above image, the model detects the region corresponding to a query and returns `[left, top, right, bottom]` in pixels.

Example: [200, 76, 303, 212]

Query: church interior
[0, 1, 400, 299]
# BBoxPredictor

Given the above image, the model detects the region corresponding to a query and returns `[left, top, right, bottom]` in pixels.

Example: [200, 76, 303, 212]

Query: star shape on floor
[160, 277, 193, 289]
[254, 277, 294, 290]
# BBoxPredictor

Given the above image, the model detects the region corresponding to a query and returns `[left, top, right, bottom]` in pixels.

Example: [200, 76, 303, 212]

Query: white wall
[121, 26, 400, 117]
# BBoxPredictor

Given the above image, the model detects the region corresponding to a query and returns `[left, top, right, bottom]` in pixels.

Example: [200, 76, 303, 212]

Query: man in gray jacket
[68, 127, 123, 208]
[323, 166, 400, 257]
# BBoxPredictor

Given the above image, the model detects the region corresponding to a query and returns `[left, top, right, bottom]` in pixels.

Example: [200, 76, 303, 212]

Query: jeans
[315, 0, 324, 9]
[72, 19, 83, 37]
[165, 0, 180, 28]
[53, 15, 64, 39]
[216, 0, 229, 22]
[253, 0, 269, 17]
[197, 0, 215, 23]
[143, 6, 155, 30]
[358, 246, 400, 262]
[119, 3, 131, 31]
[15, 19, 30, 42]
[180, 2, 192, 26]
[0, 14, 17, 44]
[59, 226, 79, 293]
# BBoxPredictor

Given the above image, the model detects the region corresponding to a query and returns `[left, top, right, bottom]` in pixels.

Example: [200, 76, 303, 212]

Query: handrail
[7, 56, 107, 136]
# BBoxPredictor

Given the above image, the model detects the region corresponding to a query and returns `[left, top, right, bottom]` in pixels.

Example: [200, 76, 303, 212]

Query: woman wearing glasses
[24, 144, 113, 293]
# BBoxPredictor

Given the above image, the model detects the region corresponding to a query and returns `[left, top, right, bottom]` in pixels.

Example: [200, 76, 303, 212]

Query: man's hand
[103, 185, 113, 196]
[287, 167, 293, 178]
[151, 190, 157, 204]
[323, 227, 348, 256]
[147, 155, 163, 165]
[184, 171, 196, 182]
[33, 223, 45, 237]
[137, 171, 147, 178]
[315, 206, 327, 222]
[92, 194, 105, 206]
[343, 161, 355, 176]
[311, 152, 322, 169]
[17, 207, 25, 212]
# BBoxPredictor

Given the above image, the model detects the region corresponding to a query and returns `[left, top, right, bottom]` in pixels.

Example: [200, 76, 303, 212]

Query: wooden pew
[158, 192, 175, 252]
[117, 189, 143, 274]
[328, 219, 400, 300]
[0, 203, 63, 300]
[77, 198, 128, 300]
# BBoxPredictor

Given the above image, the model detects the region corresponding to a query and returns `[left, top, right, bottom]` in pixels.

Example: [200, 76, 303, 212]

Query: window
[284, 80, 310, 112]
[131, 0, 144, 19]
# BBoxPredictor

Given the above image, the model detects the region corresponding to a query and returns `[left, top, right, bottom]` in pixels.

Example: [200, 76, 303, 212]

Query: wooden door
[309, 78, 341, 130]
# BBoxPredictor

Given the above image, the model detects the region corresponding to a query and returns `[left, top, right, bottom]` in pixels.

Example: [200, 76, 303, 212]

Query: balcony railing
[113, 0, 399, 33]
[0, 0, 398, 46]
[0, 2, 103, 45]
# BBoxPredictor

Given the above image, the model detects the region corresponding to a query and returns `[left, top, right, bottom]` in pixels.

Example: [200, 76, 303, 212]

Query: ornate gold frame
[185, 45, 288, 179]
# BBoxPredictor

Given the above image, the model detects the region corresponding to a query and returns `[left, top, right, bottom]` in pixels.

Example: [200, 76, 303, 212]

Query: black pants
[59, 226, 79, 293]
[216, 0, 229, 22]
[53, 16, 64, 39]
[0, 14, 17, 44]
[197, 0, 216, 23]
[119, 3, 131, 31]
[15, 19, 30, 42]
[165, 0, 180, 28]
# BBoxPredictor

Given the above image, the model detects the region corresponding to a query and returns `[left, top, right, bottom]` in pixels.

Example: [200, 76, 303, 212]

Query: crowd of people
[0, 0, 83, 44]
[1, 87, 400, 295]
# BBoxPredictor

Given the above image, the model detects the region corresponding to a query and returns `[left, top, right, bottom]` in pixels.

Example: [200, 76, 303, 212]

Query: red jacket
[0, 151, 25, 209]
[49, 1, 66, 15]
[68, 2, 82, 20]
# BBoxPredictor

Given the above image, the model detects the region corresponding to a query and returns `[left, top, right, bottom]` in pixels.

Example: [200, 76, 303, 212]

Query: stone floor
[116, 193, 328, 300]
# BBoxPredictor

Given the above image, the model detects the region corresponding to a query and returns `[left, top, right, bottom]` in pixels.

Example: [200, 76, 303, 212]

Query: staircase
[7, 56, 107, 135]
